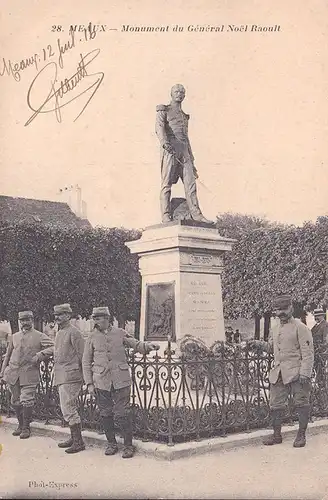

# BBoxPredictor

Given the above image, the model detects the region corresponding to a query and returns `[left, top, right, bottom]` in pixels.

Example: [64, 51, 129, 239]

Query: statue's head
[171, 84, 186, 102]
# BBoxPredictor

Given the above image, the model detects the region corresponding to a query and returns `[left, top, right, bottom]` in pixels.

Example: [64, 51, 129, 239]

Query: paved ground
[1, 424, 328, 499]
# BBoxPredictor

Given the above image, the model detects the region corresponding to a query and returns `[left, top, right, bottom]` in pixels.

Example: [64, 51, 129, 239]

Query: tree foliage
[1, 212, 328, 327]
[0, 222, 141, 325]
[217, 213, 328, 319]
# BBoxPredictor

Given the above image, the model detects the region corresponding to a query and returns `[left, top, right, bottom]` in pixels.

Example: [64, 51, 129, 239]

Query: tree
[0, 222, 142, 328]
[216, 212, 274, 239]
[218, 214, 328, 320]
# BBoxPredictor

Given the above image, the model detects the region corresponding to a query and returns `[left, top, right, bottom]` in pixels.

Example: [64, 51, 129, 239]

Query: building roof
[0, 195, 92, 229]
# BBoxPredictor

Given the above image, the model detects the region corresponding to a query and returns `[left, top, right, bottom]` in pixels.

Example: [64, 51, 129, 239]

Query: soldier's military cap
[92, 306, 110, 317]
[18, 310, 34, 319]
[314, 308, 325, 317]
[54, 303, 72, 314]
[273, 294, 292, 309]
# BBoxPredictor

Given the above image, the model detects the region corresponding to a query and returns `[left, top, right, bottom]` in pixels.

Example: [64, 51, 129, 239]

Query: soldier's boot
[263, 409, 283, 445]
[120, 416, 135, 459]
[20, 406, 33, 439]
[101, 416, 118, 456]
[58, 426, 73, 448]
[12, 405, 23, 436]
[65, 423, 85, 454]
[293, 406, 310, 448]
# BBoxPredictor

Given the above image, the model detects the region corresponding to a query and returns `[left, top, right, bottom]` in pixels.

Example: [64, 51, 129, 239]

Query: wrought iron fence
[1, 338, 328, 444]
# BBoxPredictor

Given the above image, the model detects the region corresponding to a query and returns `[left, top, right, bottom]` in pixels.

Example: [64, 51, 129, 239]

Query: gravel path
[0, 424, 327, 499]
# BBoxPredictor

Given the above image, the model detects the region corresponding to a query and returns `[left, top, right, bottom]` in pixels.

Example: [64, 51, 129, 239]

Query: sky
[0, 0, 327, 229]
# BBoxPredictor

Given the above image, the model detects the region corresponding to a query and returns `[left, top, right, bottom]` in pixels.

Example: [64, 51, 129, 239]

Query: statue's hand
[163, 143, 175, 155]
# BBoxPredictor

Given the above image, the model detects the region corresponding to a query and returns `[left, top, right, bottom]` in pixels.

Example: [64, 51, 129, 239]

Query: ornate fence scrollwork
[1, 338, 328, 444]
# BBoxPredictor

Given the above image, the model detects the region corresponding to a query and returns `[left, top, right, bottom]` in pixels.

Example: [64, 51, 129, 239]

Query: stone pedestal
[126, 221, 235, 347]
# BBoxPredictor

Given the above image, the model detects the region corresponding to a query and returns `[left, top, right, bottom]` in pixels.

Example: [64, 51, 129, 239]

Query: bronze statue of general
[156, 84, 211, 223]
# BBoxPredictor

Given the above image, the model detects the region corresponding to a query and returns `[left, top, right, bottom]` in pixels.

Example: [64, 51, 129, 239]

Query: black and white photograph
[0, 1, 327, 498]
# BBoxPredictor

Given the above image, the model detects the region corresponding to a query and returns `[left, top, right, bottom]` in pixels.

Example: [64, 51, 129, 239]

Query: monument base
[126, 221, 235, 348]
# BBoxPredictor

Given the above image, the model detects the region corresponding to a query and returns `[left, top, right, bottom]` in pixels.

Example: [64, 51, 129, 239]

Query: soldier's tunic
[2, 329, 54, 407]
[82, 326, 151, 418]
[311, 319, 328, 347]
[155, 104, 202, 219]
[261, 318, 314, 410]
[311, 319, 328, 381]
[53, 323, 85, 426]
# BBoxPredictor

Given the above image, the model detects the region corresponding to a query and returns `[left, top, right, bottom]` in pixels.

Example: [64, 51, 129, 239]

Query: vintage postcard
[0, 1, 327, 499]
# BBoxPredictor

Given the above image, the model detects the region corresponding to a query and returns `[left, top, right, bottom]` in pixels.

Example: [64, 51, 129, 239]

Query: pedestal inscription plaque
[180, 274, 223, 345]
[145, 282, 176, 341]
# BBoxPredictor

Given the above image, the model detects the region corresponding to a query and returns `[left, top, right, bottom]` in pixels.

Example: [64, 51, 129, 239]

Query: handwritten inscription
[0, 54, 40, 82]
[25, 49, 104, 126]
[0, 24, 97, 83]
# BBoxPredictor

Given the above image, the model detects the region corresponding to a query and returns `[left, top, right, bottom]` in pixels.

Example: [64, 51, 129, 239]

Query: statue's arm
[155, 107, 169, 148]
[185, 118, 195, 162]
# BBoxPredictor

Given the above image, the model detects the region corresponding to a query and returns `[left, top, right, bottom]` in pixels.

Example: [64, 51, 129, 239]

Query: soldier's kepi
[155, 84, 212, 223]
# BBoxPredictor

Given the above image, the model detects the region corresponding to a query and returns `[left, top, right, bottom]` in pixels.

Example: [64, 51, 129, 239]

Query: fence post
[142, 350, 148, 442]
[129, 350, 136, 436]
[221, 342, 227, 436]
[245, 346, 250, 432]
[166, 335, 174, 446]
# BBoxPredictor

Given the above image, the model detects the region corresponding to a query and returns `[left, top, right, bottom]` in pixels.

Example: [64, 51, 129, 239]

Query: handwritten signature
[24, 49, 104, 126]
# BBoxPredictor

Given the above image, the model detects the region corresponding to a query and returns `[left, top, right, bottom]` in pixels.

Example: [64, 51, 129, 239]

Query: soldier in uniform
[155, 84, 211, 223]
[311, 308, 328, 384]
[225, 326, 233, 343]
[249, 295, 314, 448]
[53, 303, 85, 454]
[0, 311, 54, 439]
[82, 307, 160, 459]
[311, 308, 328, 347]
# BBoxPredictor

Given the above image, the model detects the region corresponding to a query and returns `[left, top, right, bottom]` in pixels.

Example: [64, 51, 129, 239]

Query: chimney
[81, 200, 88, 220]
[58, 184, 86, 219]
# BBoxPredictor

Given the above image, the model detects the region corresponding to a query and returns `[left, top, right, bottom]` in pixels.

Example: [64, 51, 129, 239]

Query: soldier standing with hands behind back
[83, 307, 160, 459]
[53, 303, 85, 454]
[249, 295, 314, 448]
[0, 310, 54, 439]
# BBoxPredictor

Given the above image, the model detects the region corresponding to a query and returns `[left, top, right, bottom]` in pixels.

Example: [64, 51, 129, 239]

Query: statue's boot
[162, 214, 172, 223]
[160, 189, 172, 223]
[184, 179, 213, 224]
[191, 214, 214, 224]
